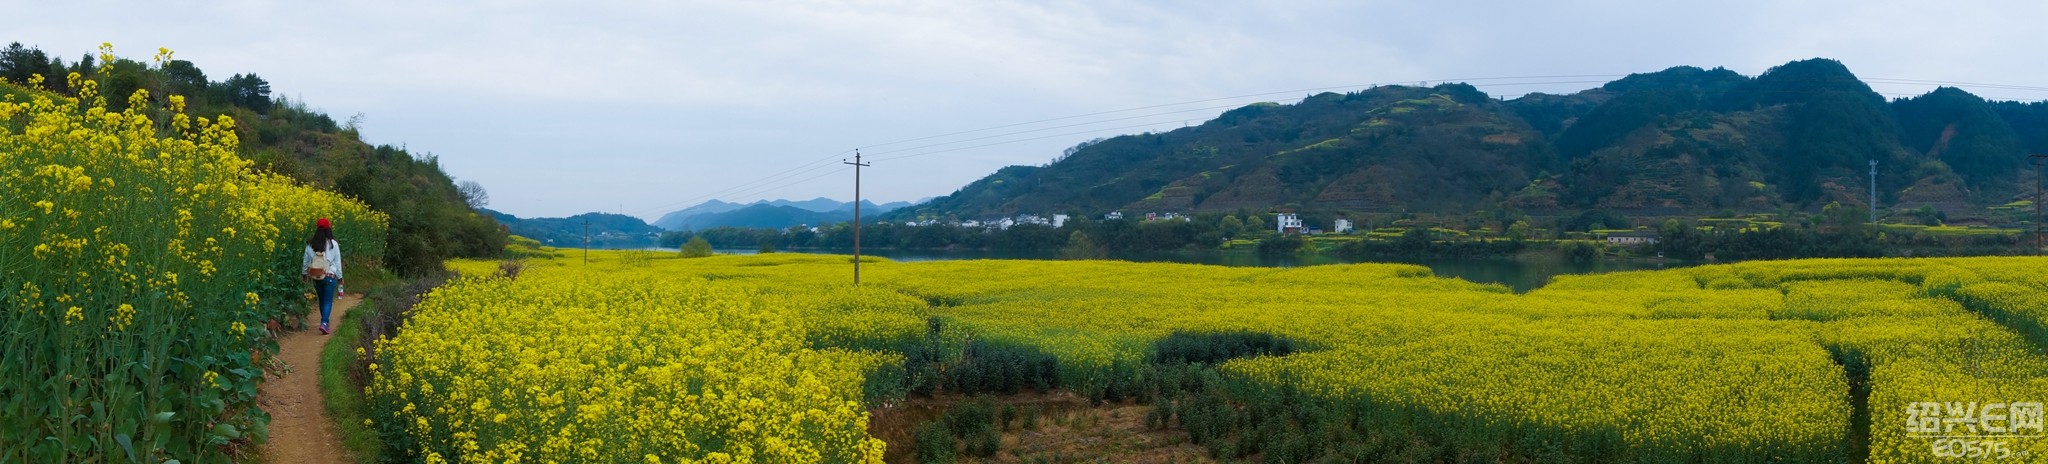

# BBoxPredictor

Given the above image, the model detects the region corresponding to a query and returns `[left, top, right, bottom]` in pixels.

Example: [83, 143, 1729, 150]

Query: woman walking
[303, 218, 344, 335]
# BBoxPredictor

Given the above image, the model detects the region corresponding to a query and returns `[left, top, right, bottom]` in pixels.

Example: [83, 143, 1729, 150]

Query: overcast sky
[13, 1, 2048, 219]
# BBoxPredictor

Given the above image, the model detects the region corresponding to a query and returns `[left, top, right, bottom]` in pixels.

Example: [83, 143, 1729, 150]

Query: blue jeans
[313, 276, 338, 326]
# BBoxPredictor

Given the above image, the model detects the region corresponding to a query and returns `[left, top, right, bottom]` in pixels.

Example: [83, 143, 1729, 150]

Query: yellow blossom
[111, 304, 135, 330]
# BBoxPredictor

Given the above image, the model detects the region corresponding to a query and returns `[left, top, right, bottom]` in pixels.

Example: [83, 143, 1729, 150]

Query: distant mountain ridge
[653, 198, 911, 230]
[663, 205, 852, 232]
[484, 209, 664, 248]
[889, 58, 2048, 222]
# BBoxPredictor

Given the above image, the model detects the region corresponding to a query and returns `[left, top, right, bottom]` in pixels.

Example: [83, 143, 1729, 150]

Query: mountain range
[482, 210, 665, 248]
[483, 198, 916, 246]
[652, 198, 912, 231]
[890, 59, 2048, 222]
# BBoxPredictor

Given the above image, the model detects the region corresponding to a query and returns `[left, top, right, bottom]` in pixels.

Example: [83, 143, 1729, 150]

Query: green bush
[1149, 330, 1298, 365]
[898, 318, 1061, 397]
[679, 236, 713, 258]
[944, 340, 1061, 395]
[963, 428, 1001, 458]
[913, 422, 956, 464]
[944, 398, 996, 437]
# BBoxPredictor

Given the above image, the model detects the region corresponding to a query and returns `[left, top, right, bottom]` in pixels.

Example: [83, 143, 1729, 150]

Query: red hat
[316, 218, 332, 229]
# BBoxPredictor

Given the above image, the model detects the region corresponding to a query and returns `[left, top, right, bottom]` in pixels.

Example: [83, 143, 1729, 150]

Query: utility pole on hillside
[1868, 160, 1880, 225]
[845, 151, 871, 285]
[2033, 154, 2046, 255]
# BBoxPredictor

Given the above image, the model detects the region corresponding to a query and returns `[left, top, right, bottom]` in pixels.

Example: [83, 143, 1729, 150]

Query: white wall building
[1276, 213, 1304, 234]
[1053, 214, 1069, 228]
[1334, 219, 1354, 234]
[1604, 231, 1660, 245]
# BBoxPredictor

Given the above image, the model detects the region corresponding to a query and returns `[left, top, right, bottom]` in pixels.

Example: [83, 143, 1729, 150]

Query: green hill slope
[3, 41, 505, 274]
[895, 58, 2047, 222]
[484, 210, 662, 249]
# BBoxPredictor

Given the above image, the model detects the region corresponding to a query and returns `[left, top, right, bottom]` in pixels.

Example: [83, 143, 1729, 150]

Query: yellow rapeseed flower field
[393, 250, 2048, 462]
[1, 46, 386, 462]
[369, 262, 907, 463]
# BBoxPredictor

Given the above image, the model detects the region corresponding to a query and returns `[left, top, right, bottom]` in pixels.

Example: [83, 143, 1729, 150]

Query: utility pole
[2033, 154, 2046, 255]
[1868, 160, 1879, 225]
[582, 219, 590, 265]
[844, 151, 871, 285]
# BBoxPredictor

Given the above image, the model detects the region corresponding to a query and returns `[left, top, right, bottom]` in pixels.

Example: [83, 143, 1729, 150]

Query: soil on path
[256, 295, 360, 464]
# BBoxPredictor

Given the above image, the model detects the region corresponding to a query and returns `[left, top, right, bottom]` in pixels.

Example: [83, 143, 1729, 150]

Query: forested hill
[1, 42, 505, 275]
[482, 210, 662, 249]
[893, 58, 2048, 221]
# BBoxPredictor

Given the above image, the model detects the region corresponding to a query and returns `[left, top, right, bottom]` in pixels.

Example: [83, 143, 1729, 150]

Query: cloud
[9, 0, 2046, 219]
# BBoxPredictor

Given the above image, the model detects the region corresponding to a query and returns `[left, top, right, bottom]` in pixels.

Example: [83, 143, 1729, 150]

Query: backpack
[309, 249, 332, 279]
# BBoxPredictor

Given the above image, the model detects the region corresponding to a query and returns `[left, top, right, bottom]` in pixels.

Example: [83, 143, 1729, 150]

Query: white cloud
[9, 0, 2046, 218]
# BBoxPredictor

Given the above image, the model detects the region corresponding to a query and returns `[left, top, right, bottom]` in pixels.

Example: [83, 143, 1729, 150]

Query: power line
[716, 165, 853, 205]
[845, 74, 1632, 152]
[628, 151, 850, 217]
[871, 119, 1197, 163]
[629, 74, 2048, 215]
[850, 76, 2048, 163]
[844, 151, 871, 285]
[1864, 77, 2048, 93]
[861, 101, 1266, 158]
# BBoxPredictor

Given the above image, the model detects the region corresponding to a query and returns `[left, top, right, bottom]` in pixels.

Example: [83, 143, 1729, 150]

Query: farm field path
[257, 295, 361, 464]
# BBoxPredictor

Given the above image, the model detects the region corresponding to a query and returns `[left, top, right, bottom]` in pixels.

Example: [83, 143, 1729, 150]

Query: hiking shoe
[319, 323, 330, 335]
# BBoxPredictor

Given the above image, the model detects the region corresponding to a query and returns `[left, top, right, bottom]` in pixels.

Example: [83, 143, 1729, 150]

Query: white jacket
[303, 240, 343, 279]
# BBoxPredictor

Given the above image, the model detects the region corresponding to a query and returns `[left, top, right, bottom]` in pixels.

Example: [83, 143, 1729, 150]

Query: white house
[1333, 219, 1355, 234]
[1104, 211, 1124, 220]
[1053, 214, 1069, 228]
[1276, 213, 1304, 234]
[1604, 231, 1660, 245]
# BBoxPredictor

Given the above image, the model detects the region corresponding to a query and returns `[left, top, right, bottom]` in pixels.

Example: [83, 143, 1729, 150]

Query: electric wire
[631, 74, 2048, 216]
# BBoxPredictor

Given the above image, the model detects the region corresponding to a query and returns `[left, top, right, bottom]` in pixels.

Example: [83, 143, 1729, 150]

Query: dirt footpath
[256, 295, 360, 464]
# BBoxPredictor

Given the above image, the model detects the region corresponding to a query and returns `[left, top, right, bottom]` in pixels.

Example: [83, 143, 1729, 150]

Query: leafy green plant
[679, 235, 713, 258]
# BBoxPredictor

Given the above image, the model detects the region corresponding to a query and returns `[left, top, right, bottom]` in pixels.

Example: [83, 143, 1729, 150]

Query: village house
[1276, 212, 1304, 234]
[1604, 231, 1660, 245]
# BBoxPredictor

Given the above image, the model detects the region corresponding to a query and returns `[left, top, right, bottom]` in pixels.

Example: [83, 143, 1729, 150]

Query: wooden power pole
[2033, 154, 2046, 255]
[1868, 160, 1879, 225]
[844, 151, 871, 284]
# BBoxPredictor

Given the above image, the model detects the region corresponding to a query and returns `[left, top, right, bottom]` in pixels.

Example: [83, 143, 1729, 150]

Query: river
[685, 247, 1690, 292]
